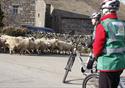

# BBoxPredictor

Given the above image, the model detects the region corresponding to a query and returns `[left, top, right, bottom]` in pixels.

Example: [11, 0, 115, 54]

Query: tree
[0, 3, 4, 28]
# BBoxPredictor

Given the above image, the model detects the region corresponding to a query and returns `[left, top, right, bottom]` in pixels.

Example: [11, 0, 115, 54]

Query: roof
[44, 0, 96, 17]
[44, 0, 125, 20]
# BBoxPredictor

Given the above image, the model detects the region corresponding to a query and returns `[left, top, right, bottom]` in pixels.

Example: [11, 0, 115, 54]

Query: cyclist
[91, 0, 125, 88]
[87, 12, 101, 48]
[86, 12, 101, 69]
[91, 12, 101, 27]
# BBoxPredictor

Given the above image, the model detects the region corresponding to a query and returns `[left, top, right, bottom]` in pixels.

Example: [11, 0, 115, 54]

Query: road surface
[0, 53, 125, 88]
[0, 54, 87, 88]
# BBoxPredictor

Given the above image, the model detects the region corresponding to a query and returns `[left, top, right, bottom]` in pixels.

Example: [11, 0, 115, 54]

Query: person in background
[92, 0, 125, 88]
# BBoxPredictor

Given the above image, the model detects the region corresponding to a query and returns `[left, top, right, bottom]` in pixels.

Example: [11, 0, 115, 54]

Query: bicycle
[82, 70, 125, 88]
[82, 65, 99, 88]
[63, 49, 124, 88]
[62, 42, 95, 83]
[62, 41, 124, 88]
[62, 47, 77, 83]
[82, 60, 124, 88]
[62, 42, 87, 83]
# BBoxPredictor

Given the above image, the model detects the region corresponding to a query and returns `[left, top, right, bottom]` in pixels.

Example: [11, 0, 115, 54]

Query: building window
[31, 0, 35, 4]
[12, 5, 19, 15]
[38, 13, 40, 17]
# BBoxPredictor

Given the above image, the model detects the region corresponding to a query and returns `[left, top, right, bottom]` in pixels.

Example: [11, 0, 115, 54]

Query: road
[0, 54, 125, 88]
[0, 54, 87, 88]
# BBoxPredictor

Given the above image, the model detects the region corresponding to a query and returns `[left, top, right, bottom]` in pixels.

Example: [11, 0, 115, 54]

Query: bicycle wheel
[62, 54, 76, 83]
[62, 70, 69, 83]
[118, 77, 125, 88]
[82, 73, 99, 88]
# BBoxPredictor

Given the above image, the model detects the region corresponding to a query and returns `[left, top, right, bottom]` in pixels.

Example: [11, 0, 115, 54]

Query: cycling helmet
[90, 12, 101, 21]
[100, 0, 120, 11]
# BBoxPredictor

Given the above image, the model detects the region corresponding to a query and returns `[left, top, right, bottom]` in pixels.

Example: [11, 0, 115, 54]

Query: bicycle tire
[82, 73, 99, 88]
[62, 54, 76, 83]
[118, 77, 124, 88]
[62, 70, 69, 83]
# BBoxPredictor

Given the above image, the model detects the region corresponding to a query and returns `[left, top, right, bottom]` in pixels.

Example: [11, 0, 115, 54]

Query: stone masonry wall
[1, 0, 93, 35]
[61, 18, 92, 35]
[1, 0, 35, 26]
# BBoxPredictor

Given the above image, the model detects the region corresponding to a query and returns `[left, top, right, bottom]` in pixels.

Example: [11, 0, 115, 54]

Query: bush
[1, 26, 31, 36]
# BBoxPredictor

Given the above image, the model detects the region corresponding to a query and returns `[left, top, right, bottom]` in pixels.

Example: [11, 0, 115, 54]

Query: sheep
[46, 38, 59, 54]
[0, 33, 88, 55]
[17, 37, 35, 55]
[3, 35, 22, 54]
[34, 38, 47, 54]
[0, 35, 34, 54]
[56, 40, 73, 54]
[38, 38, 51, 53]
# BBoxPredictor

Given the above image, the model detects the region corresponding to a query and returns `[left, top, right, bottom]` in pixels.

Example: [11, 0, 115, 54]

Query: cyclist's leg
[99, 71, 123, 88]
[99, 72, 110, 88]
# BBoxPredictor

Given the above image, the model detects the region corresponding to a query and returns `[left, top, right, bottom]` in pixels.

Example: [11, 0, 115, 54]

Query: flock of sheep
[0, 33, 92, 55]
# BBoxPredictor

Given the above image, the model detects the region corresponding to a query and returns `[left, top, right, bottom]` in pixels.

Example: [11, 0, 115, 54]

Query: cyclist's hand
[86, 54, 95, 69]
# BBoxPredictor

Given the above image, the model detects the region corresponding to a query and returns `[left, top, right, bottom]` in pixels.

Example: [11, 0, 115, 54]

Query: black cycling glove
[86, 53, 95, 69]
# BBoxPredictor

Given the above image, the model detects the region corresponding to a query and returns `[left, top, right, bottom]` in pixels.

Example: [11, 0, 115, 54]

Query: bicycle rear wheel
[82, 73, 99, 88]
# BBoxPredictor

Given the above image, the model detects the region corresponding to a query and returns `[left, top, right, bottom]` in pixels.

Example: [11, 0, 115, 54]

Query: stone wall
[51, 9, 93, 34]
[1, 0, 93, 35]
[61, 18, 92, 35]
[1, 0, 35, 26]
[35, 0, 46, 27]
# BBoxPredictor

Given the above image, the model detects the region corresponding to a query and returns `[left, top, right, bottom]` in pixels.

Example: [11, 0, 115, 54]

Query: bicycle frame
[63, 46, 97, 83]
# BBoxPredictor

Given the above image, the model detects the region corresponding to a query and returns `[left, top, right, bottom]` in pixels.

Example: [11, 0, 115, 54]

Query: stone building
[44, 0, 97, 34]
[1, 0, 125, 34]
[1, 0, 47, 27]
[35, 0, 46, 27]
[46, 0, 125, 34]
[1, 0, 36, 26]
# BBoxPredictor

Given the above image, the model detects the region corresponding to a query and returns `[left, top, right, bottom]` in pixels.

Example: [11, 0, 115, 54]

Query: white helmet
[90, 12, 101, 21]
[100, 0, 120, 11]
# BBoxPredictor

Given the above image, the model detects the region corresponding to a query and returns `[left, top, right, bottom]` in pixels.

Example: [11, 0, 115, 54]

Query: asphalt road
[0, 54, 87, 88]
[0, 54, 125, 88]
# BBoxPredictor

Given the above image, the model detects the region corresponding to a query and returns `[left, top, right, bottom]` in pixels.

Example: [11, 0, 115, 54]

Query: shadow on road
[63, 78, 83, 85]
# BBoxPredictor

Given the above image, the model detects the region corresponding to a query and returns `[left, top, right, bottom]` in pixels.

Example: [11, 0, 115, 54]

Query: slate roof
[44, 0, 125, 20]
[44, 0, 96, 17]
